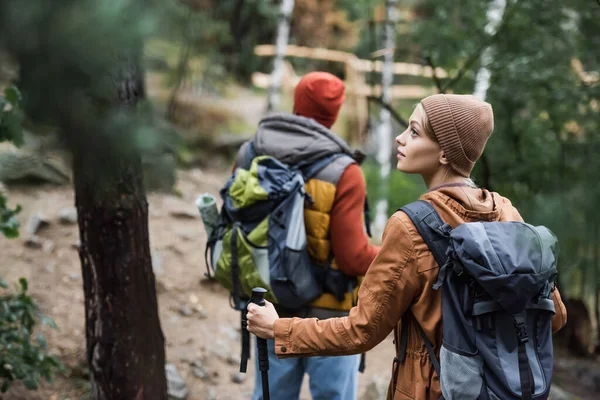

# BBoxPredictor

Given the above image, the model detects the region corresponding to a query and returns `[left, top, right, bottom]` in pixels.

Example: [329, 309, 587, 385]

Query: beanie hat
[293, 72, 345, 129]
[420, 94, 494, 177]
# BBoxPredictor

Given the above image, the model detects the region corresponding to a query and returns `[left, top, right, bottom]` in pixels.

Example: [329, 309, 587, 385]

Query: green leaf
[3, 86, 21, 107]
[40, 316, 57, 330]
[23, 376, 37, 390]
[18, 278, 28, 293]
[35, 334, 47, 350]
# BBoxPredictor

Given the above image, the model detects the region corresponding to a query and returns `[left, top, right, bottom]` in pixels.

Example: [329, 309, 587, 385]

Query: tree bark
[73, 59, 167, 400]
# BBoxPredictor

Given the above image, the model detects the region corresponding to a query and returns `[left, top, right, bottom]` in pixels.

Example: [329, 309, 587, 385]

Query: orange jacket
[272, 186, 567, 399]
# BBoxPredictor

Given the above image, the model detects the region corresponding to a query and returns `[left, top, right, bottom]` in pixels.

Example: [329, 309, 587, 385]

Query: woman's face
[395, 105, 443, 176]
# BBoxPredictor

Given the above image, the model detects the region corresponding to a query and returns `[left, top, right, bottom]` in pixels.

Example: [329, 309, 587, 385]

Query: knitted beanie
[293, 72, 346, 129]
[420, 94, 494, 177]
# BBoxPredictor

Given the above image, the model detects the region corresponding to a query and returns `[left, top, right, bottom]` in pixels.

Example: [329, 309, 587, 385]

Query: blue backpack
[400, 200, 559, 400]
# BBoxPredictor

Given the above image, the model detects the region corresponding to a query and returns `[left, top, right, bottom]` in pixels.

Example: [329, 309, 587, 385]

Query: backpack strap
[514, 313, 534, 400]
[400, 200, 451, 267]
[236, 140, 258, 171]
[397, 200, 451, 379]
[296, 153, 346, 181]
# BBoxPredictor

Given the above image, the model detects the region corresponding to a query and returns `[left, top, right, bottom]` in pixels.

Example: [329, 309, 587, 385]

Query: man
[233, 72, 380, 400]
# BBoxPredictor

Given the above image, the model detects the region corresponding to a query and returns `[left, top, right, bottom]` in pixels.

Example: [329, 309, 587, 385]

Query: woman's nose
[396, 130, 406, 145]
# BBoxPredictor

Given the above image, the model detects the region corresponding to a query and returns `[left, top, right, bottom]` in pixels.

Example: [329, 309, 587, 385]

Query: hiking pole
[250, 287, 270, 400]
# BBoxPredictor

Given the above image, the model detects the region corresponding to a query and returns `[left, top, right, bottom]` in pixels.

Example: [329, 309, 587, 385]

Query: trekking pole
[250, 287, 270, 400]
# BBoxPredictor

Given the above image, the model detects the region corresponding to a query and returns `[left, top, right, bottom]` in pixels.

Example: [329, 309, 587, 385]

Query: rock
[152, 250, 163, 276]
[192, 304, 208, 319]
[192, 362, 210, 381]
[220, 326, 241, 341]
[165, 197, 198, 220]
[230, 371, 246, 384]
[166, 364, 188, 400]
[58, 207, 78, 224]
[174, 227, 195, 241]
[549, 384, 573, 400]
[210, 340, 230, 361]
[24, 235, 42, 249]
[45, 261, 56, 273]
[71, 241, 81, 250]
[25, 213, 50, 235]
[360, 376, 388, 400]
[43, 239, 56, 254]
[226, 353, 241, 366]
[204, 388, 217, 400]
[167, 243, 185, 255]
[69, 273, 80, 282]
[156, 279, 171, 294]
[178, 305, 194, 317]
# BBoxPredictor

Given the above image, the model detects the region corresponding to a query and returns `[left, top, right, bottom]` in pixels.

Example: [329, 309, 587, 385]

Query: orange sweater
[330, 163, 380, 276]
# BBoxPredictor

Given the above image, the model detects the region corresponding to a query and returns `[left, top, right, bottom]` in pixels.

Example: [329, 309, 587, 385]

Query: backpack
[206, 152, 345, 311]
[205, 143, 370, 372]
[400, 200, 559, 400]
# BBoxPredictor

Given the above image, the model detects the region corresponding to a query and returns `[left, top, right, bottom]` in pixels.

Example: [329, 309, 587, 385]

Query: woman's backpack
[400, 200, 559, 400]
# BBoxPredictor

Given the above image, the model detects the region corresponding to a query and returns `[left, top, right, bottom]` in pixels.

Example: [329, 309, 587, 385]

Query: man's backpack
[400, 200, 559, 400]
[205, 144, 367, 372]
[206, 153, 344, 311]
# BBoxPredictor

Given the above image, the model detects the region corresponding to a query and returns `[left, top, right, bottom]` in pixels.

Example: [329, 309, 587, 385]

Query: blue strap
[400, 200, 451, 268]
[240, 141, 258, 170]
[398, 201, 450, 379]
[296, 153, 346, 181]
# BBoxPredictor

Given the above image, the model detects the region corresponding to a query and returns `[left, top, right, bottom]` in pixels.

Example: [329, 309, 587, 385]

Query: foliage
[0, 85, 24, 147]
[0, 84, 63, 392]
[362, 158, 425, 213]
[0, 278, 64, 392]
[404, 0, 600, 299]
[0, 85, 23, 238]
[0, 195, 20, 239]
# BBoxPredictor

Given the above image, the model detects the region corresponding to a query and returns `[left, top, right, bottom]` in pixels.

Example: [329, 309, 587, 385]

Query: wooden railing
[252, 44, 446, 142]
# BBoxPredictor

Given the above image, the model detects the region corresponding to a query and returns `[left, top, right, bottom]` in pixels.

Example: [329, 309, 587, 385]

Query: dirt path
[0, 168, 393, 400]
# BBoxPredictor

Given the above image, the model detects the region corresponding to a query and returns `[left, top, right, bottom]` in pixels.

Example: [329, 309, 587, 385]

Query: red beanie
[293, 72, 345, 129]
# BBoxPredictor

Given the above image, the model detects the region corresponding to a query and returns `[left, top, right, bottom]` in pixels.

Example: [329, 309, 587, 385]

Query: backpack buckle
[513, 316, 528, 343]
[437, 223, 452, 237]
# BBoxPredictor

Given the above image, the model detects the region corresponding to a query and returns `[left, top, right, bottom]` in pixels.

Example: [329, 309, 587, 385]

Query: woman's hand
[247, 300, 279, 339]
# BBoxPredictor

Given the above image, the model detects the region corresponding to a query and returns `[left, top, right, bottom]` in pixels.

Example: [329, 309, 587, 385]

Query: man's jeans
[252, 339, 360, 400]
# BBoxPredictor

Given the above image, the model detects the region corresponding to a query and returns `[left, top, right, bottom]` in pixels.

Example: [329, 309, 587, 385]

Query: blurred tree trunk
[71, 58, 167, 399]
[595, 225, 600, 353]
[266, 0, 294, 112]
[373, 0, 398, 240]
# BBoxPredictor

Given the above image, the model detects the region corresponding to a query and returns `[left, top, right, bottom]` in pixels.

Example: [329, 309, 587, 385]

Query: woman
[247, 94, 567, 400]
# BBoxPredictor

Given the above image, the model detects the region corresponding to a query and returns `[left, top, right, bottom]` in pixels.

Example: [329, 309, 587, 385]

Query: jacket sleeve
[551, 288, 567, 333]
[329, 164, 380, 276]
[273, 214, 419, 357]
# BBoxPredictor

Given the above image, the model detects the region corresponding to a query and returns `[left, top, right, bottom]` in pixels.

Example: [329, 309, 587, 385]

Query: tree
[70, 56, 168, 400]
[372, 0, 399, 240]
[267, 0, 295, 112]
[0, 1, 168, 397]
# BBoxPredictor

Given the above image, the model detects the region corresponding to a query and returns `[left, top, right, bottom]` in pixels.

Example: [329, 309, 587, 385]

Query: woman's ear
[439, 152, 450, 166]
